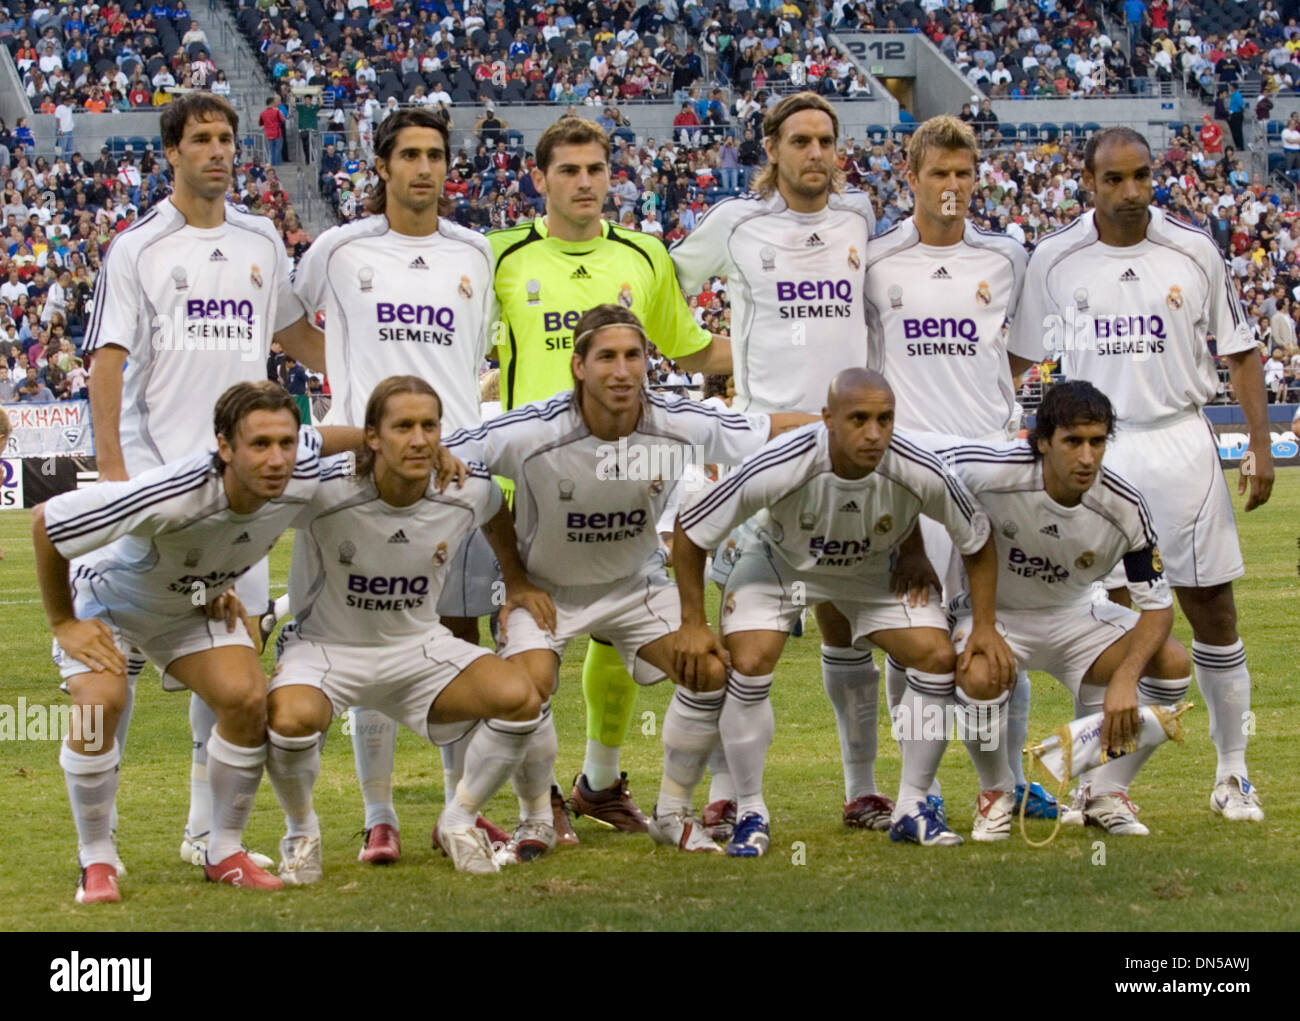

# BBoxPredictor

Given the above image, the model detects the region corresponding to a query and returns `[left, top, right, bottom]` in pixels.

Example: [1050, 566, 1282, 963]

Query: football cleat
[80, 831, 126, 878]
[570, 772, 650, 833]
[926, 793, 947, 827]
[75, 863, 121, 905]
[1014, 782, 1059, 820]
[277, 834, 323, 886]
[649, 806, 723, 853]
[971, 790, 1015, 843]
[493, 821, 557, 866]
[702, 798, 737, 842]
[358, 823, 401, 864]
[182, 831, 274, 870]
[434, 813, 500, 875]
[1061, 786, 1086, 826]
[432, 814, 512, 852]
[843, 793, 895, 831]
[889, 800, 964, 846]
[1211, 775, 1264, 822]
[551, 785, 580, 846]
[724, 812, 770, 857]
[204, 850, 285, 889]
[1083, 791, 1149, 836]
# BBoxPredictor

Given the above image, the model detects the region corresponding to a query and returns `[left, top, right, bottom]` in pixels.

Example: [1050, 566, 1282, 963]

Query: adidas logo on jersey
[838, 499, 861, 513]
[1039, 523, 1060, 538]
[209, 249, 226, 262]
[930, 266, 952, 280]
[233, 531, 250, 544]
[805, 233, 824, 248]
[408, 256, 429, 270]
[570, 265, 591, 280]
[388, 530, 410, 544]
[1119, 268, 1139, 282]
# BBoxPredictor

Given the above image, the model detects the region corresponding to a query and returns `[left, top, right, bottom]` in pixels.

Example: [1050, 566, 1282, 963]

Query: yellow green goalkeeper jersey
[488, 216, 711, 409]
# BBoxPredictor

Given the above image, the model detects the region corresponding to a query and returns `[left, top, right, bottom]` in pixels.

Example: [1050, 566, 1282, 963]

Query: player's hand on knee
[500, 581, 556, 641]
[672, 622, 729, 692]
[204, 590, 247, 632]
[1102, 677, 1141, 755]
[956, 653, 997, 701]
[960, 623, 1015, 691]
[434, 447, 470, 491]
[890, 549, 941, 608]
[55, 618, 127, 676]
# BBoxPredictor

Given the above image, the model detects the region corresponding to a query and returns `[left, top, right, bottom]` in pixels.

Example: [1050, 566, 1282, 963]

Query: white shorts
[435, 528, 500, 619]
[233, 558, 270, 615]
[1101, 412, 1243, 589]
[497, 571, 680, 685]
[950, 598, 1138, 700]
[53, 604, 255, 684]
[721, 540, 948, 649]
[269, 626, 491, 744]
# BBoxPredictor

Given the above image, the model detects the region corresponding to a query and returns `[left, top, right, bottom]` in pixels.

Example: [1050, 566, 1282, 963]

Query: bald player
[671, 369, 1013, 853]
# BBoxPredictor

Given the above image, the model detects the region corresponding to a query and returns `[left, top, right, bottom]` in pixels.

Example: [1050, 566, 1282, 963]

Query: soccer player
[938, 381, 1191, 838]
[862, 115, 1054, 822]
[672, 369, 1015, 853]
[33, 382, 341, 903]
[488, 117, 732, 833]
[1010, 127, 1271, 822]
[265, 376, 548, 878]
[83, 93, 325, 872]
[668, 92, 887, 835]
[289, 107, 505, 864]
[444, 305, 812, 857]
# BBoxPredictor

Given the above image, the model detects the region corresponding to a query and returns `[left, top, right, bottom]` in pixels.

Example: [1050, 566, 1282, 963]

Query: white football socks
[440, 733, 470, 807]
[205, 730, 267, 863]
[186, 693, 217, 840]
[62, 741, 121, 867]
[887, 655, 941, 800]
[512, 702, 559, 825]
[350, 706, 399, 830]
[1193, 640, 1251, 783]
[108, 653, 145, 837]
[718, 670, 774, 823]
[582, 738, 621, 791]
[821, 645, 880, 800]
[1006, 671, 1031, 788]
[267, 728, 322, 838]
[956, 687, 1014, 793]
[705, 745, 735, 804]
[893, 669, 955, 817]
[659, 687, 724, 815]
[448, 712, 543, 831]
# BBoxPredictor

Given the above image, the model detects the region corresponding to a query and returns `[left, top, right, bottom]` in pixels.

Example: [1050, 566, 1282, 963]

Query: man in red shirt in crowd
[1200, 113, 1224, 154]
[259, 97, 286, 165]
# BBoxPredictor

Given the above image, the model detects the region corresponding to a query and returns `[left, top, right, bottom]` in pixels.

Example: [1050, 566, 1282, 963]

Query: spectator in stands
[0, 364, 15, 402]
[16, 365, 52, 402]
[260, 96, 286, 165]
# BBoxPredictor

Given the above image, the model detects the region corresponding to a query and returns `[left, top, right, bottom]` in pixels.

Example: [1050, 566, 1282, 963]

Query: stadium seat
[891, 123, 916, 141]
[506, 129, 523, 148]
[1039, 122, 1059, 141]
[105, 135, 126, 155]
[1019, 123, 1039, 142]
[1081, 122, 1102, 138]
[998, 124, 1017, 144]
[1060, 122, 1079, 141]
[1268, 120, 1283, 144]
[866, 124, 888, 142]
[126, 136, 149, 154]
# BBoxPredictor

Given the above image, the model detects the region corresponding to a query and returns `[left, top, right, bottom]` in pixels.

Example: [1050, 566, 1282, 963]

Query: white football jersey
[292, 214, 497, 434]
[443, 390, 770, 587]
[1009, 207, 1255, 423]
[938, 439, 1172, 611]
[669, 189, 876, 414]
[45, 427, 329, 618]
[864, 219, 1027, 437]
[83, 199, 301, 474]
[679, 424, 989, 578]
[288, 462, 501, 645]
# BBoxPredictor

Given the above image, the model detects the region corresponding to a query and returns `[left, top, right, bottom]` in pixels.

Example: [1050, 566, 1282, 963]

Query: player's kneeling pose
[34, 382, 351, 903]
[264, 376, 551, 878]
[939, 381, 1191, 839]
[671, 368, 1014, 854]
[445, 304, 812, 859]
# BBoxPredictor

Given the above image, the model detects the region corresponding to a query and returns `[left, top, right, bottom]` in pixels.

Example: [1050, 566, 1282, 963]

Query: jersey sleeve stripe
[45, 468, 211, 545]
[888, 439, 977, 522]
[606, 226, 658, 272]
[444, 394, 572, 447]
[1099, 476, 1158, 547]
[644, 392, 753, 431]
[678, 433, 817, 530]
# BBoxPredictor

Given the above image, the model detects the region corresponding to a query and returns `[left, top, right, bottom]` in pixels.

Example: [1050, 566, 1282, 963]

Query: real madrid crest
[649, 475, 664, 496]
[458, 275, 473, 299]
[250, 264, 263, 289]
[1075, 551, 1095, 569]
[847, 246, 860, 270]
[1151, 547, 1163, 573]
[1165, 286, 1182, 310]
[723, 592, 737, 616]
[618, 283, 634, 307]
[433, 541, 449, 567]
[722, 539, 739, 564]
[874, 514, 893, 535]
[975, 280, 991, 307]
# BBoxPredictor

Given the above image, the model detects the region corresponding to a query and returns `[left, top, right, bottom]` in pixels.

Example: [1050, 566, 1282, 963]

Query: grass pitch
[1, 471, 1298, 931]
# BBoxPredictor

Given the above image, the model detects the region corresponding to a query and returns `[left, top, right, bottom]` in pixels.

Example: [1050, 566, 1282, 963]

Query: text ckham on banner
[1, 401, 96, 458]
